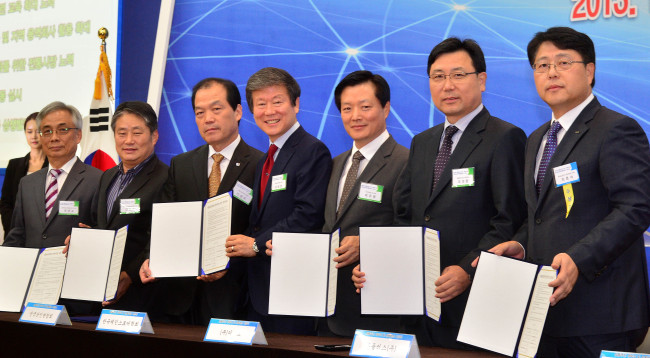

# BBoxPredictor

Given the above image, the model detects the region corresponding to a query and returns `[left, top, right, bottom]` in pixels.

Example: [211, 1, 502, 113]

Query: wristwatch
[252, 241, 259, 253]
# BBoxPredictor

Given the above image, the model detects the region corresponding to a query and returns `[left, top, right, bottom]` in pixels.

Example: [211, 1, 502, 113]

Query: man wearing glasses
[3, 101, 101, 248]
[354, 37, 527, 348]
[480, 27, 650, 356]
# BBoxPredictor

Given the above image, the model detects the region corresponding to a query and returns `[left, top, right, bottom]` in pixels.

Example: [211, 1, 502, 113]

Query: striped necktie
[45, 169, 62, 219]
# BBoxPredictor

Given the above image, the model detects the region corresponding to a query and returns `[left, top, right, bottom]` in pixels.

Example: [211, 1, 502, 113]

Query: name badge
[452, 167, 475, 188]
[233, 181, 253, 205]
[271, 174, 287, 192]
[20, 303, 71, 326]
[350, 329, 420, 358]
[120, 198, 141, 214]
[204, 318, 268, 345]
[358, 182, 383, 203]
[96, 309, 154, 334]
[58, 201, 79, 215]
[553, 162, 580, 187]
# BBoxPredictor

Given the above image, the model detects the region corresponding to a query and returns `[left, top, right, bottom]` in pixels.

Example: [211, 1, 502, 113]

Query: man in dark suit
[320, 70, 408, 337]
[4, 101, 101, 248]
[226, 67, 332, 334]
[140, 78, 263, 325]
[480, 27, 650, 357]
[354, 38, 527, 348]
[92, 101, 168, 311]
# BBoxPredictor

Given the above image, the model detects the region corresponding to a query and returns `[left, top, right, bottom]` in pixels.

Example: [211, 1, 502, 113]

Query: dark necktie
[433, 125, 459, 190]
[259, 144, 278, 207]
[338, 151, 364, 215]
[536, 121, 563, 195]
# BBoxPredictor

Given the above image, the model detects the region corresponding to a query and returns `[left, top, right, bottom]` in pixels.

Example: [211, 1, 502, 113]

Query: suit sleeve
[566, 117, 650, 281]
[159, 158, 178, 203]
[393, 145, 414, 226]
[252, 142, 332, 247]
[2, 179, 26, 247]
[459, 126, 527, 274]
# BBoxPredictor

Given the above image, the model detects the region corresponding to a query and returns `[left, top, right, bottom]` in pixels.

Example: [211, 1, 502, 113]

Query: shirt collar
[354, 130, 389, 161]
[118, 153, 154, 175]
[49, 156, 77, 174]
[444, 103, 483, 133]
[208, 135, 241, 162]
[270, 121, 300, 149]
[552, 93, 594, 130]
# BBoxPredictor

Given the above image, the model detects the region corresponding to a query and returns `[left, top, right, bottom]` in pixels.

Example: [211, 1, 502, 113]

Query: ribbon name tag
[350, 329, 420, 358]
[20, 303, 71, 326]
[204, 318, 268, 345]
[96, 309, 154, 334]
[553, 162, 580, 187]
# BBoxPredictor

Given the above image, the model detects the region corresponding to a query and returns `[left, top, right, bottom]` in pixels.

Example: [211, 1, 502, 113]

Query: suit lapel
[537, 99, 599, 205]
[259, 127, 304, 213]
[429, 109, 487, 203]
[327, 149, 349, 227]
[192, 145, 209, 198]
[107, 156, 160, 224]
[100, 167, 120, 225]
[218, 141, 250, 196]
[32, 168, 48, 227]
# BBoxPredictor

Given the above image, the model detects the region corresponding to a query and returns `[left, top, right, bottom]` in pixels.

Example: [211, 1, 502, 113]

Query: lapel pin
[575, 131, 580, 134]
[236, 162, 241, 166]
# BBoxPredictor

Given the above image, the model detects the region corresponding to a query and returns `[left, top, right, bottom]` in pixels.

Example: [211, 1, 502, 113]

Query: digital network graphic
[156, 0, 650, 163]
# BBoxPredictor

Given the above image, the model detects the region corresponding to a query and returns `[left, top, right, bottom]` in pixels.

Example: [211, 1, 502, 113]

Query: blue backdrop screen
[156, 0, 650, 162]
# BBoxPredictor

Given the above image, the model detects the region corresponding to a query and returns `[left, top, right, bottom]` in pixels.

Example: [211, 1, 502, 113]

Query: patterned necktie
[433, 125, 459, 190]
[259, 144, 278, 207]
[45, 169, 62, 219]
[536, 121, 563, 195]
[338, 151, 364, 215]
[209, 153, 224, 197]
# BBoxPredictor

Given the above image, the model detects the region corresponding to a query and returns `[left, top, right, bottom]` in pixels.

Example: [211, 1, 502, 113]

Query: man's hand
[197, 269, 228, 282]
[62, 223, 91, 255]
[471, 240, 525, 267]
[548, 253, 579, 306]
[435, 265, 470, 303]
[333, 235, 359, 268]
[139, 259, 156, 284]
[352, 264, 365, 294]
[225, 235, 257, 257]
[103, 271, 132, 306]
[265, 240, 273, 256]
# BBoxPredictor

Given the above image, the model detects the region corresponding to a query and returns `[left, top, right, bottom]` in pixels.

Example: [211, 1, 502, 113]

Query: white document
[268, 232, 332, 317]
[104, 226, 128, 301]
[0, 247, 39, 312]
[326, 230, 340, 316]
[24, 246, 67, 307]
[201, 193, 232, 275]
[517, 266, 556, 357]
[423, 228, 441, 321]
[61, 227, 126, 302]
[457, 252, 538, 356]
[360, 226, 424, 315]
[150, 201, 202, 277]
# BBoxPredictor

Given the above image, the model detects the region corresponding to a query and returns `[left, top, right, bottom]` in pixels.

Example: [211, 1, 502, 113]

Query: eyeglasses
[428, 71, 479, 83]
[532, 57, 586, 73]
[39, 127, 79, 138]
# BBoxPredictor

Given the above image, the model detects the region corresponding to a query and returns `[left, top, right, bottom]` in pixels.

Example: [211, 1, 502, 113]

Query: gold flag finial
[94, 27, 113, 101]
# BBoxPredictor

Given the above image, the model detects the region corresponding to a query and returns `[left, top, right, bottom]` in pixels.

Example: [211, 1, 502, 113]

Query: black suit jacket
[97, 155, 168, 282]
[515, 98, 650, 337]
[246, 126, 332, 316]
[157, 140, 263, 319]
[395, 107, 526, 329]
[0, 153, 48, 236]
[322, 135, 408, 336]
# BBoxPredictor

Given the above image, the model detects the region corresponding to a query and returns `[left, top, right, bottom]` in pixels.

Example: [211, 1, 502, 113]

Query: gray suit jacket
[322, 135, 408, 336]
[4, 158, 101, 248]
[515, 98, 650, 337]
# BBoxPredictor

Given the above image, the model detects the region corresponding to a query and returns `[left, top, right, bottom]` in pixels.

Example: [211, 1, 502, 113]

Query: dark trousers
[538, 328, 648, 358]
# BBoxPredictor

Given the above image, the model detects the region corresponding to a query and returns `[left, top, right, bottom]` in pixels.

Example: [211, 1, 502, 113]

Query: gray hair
[36, 101, 83, 130]
[245, 67, 300, 112]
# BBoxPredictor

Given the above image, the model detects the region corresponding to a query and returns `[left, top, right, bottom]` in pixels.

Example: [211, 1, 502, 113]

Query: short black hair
[191, 78, 241, 111]
[334, 70, 390, 112]
[245, 67, 301, 112]
[527, 26, 596, 87]
[24, 112, 38, 131]
[427, 37, 486, 75]
[112, 101, 158, 133]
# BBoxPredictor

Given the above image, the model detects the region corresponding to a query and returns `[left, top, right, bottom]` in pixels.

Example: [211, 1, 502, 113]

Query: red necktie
[259, 144, 278, 207]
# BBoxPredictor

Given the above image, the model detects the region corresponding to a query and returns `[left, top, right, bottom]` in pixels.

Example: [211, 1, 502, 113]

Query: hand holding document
[60, 226, 127, 302]
[150, 193, 232, 278]
[268, 230, 339, 317]
[457, 252, 556, 356]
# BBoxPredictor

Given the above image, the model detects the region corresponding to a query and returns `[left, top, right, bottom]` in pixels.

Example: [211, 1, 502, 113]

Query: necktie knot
[352, 150, 364, 162]
[268, 144, 278, 158]
[212, 153, 224, 164]
[444, 125, 459, 139]
[50, 169, 62, 178]
[548, 121, 562, 137]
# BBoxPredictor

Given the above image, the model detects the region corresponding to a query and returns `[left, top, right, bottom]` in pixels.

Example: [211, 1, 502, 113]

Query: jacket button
[254, 226, 260, 232]
[42, 234, 47, 240]
[535, 218, 542, 224]
[424, 215, 431, 222]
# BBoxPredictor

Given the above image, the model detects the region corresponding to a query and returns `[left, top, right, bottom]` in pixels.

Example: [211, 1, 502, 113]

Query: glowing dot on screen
[453, 4, 468, 11]
[345, 48, 360, 56]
